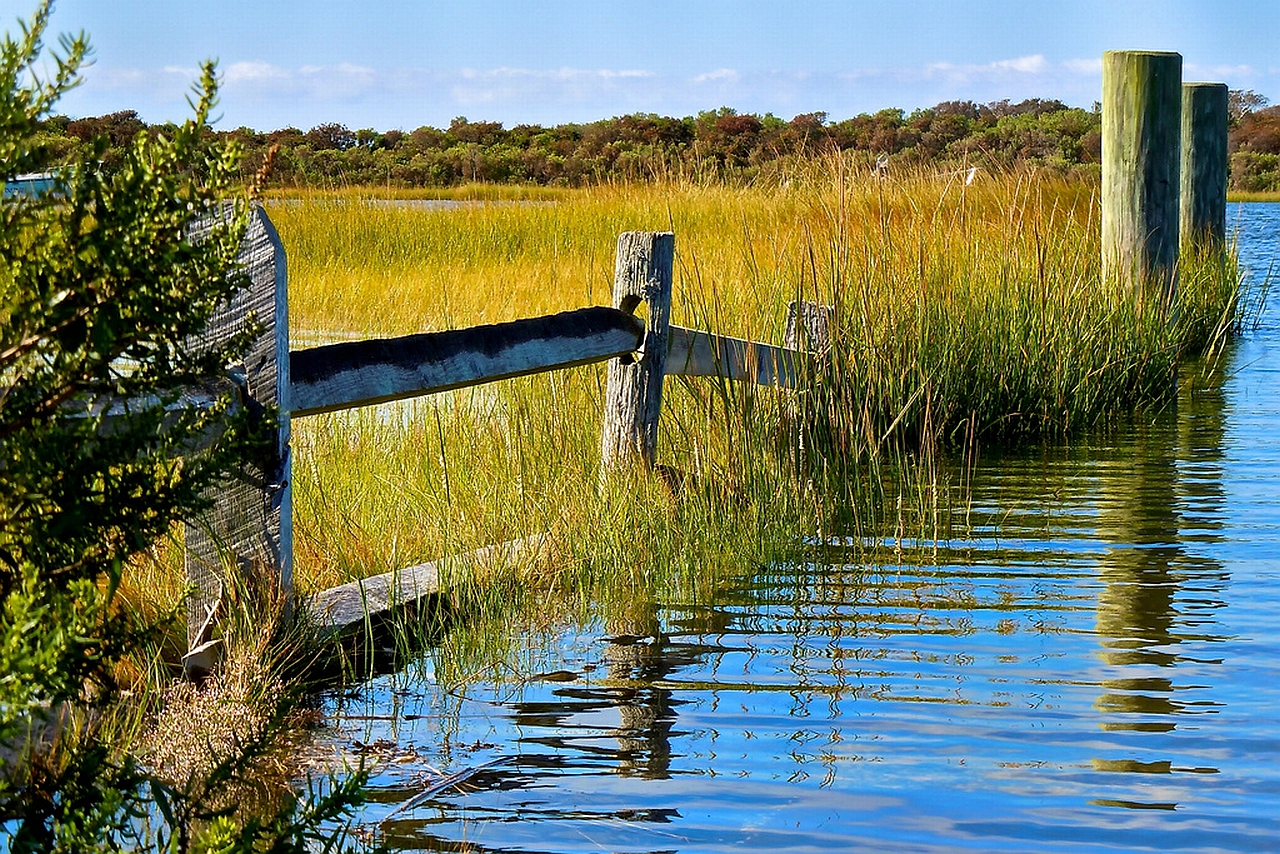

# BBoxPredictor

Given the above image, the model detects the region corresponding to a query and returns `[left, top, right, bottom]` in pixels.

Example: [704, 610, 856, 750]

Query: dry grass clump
[142, 649, 287, 790]
[137, 569, 325, 814]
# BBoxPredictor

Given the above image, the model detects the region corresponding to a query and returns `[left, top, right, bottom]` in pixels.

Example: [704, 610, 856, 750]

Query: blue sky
[6, 1, 1277, 132]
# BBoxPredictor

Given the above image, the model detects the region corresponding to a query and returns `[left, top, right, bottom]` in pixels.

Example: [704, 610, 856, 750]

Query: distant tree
[304, 122, 357, 151]
[448, 116, 505, 146]
[933, 100, 981, 120]
[1229, 89, 1269, 126]
[1231, 105, 1280, 155]
[65, 109, 146, 147]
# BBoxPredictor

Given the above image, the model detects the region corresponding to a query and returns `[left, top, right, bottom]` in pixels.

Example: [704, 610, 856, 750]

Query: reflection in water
[1091, 372, 1228, 797]
[329, 208, 1280, 852]
[601, 605, 677, 780]
[1094, 417, 1182, 668]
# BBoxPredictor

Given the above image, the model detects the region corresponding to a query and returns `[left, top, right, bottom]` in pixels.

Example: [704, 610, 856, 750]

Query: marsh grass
[266, 183, 571, 203]
[118, 163, 1251, 696]
[1228, 190, 1280, 203]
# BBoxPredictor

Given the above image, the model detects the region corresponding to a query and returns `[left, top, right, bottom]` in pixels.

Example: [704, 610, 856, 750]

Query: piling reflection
[1091, 368, 1228, 786]
[600, 602, 679, 780]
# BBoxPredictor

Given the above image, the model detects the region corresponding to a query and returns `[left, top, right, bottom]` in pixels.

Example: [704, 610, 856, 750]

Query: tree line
[22, 90, 1280, 191]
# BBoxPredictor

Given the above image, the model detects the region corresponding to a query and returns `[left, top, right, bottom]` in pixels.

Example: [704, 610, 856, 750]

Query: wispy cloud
[1062, 58, 1102, 75]
[447, 66, 658, 110]
[1185, 62, 1258, 83]
[456, 67, 653, 81]
[924, 54, 1051, 83]
[224, 61, 290, 84]
[692, 68, 740, 85]
[221, 61, 378, 100]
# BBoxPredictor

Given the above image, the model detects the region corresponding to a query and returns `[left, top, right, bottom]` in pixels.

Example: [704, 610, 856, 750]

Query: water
[329, 204, 1280, 852]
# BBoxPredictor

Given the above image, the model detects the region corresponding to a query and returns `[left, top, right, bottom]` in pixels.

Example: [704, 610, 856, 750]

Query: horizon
[7, 1, 1276, 133]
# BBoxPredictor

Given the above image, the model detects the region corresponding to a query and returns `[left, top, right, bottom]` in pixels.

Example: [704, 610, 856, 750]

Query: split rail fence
[180, 219, 832, 671]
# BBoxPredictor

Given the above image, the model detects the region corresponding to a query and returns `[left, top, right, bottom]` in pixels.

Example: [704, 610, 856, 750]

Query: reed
[269, 163, 1247, 617]
[117, 162, 1251, 684]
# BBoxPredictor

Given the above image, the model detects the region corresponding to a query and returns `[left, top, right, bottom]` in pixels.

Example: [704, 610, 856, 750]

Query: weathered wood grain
[600, 232, 675, 471]
[311, 536, 547, 637]
[666, 325, 801, 387]
[289, 306, 644, 417]
[1102, 50, 1183, 303]
[784, 300, 833, 356]
[184, 206, 292, 650]
[1181, 82, 1229, 251]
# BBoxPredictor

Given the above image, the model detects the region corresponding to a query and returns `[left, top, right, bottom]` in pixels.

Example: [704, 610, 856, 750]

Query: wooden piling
[600, 232, 675, 471]
[1102, 50, 1183, 302]
[1180, 82, 1229, 252]
[184, 207, 292, 655]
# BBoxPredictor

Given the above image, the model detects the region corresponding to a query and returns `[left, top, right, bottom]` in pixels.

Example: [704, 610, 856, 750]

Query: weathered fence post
[1102, 50, 1183, 303]
[184, 206, 292, 657]
[1180, 81, 1229, 252]
[600, 231, 675, 471]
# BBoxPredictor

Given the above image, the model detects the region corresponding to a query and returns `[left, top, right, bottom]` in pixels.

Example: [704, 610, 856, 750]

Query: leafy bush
[0, 3, 366, 850]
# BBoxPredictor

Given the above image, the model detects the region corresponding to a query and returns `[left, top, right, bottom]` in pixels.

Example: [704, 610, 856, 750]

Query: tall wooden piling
[600, 232, 675, 471]
[1102, 50, 1183, 303]
[1180, 82, 1229, 252]
[184, 207, 292, 653]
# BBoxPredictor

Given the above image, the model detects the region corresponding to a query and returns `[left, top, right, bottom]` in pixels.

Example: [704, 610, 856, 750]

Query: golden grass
[1228, 190, 1280, 203]
[108, 162, 1250, 687]
[261, 163, 1247, 606]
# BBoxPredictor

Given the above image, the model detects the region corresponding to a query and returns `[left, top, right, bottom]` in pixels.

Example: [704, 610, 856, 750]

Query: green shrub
[0, 4, 367, 850]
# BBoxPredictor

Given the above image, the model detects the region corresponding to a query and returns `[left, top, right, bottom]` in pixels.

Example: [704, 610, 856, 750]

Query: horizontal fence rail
[290, 306, 645, 417]
[666, 325, 802, 387]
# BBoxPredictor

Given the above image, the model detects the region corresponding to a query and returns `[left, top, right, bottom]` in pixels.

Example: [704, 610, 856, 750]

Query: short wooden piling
[600, 232, 675, 471]
[1102, 50, 1183, 302]
[1180, 82, 1229, 252]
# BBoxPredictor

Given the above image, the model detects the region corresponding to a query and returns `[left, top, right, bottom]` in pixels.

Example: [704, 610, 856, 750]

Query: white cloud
[218, 61, 379, 102]
[225, 61, 290, 84]
[925, 55, 1051, 82]
[446, 66, 659, 110]
[693, 68, 741, 85]
[458, 66, 653, 81]
[1062, 58, 1102, 75]
[1185, 62, 1257, 82]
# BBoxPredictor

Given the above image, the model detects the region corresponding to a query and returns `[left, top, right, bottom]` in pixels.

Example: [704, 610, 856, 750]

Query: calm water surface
[330, 204, 1280, 852]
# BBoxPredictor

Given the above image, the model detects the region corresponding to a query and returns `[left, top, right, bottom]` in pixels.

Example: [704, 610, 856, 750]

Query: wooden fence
[180, 217, 828, 672]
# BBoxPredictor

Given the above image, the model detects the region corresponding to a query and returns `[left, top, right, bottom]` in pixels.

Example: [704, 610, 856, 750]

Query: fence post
[184, 206, 292, 656]
[1181, 81, 1229, 253]
[600, 231, 675, 472]
[1102, 50, 1183, 303]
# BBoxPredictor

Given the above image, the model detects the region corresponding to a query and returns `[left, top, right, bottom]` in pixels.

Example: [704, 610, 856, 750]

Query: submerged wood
[290, 307, 644, 417]
[311, 536, 547, 637]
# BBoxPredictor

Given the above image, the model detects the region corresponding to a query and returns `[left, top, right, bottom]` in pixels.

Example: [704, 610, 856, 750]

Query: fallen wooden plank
[310, 535, 547, 637]
[290, 307, 644, 417]
[665, 325, 802, 387]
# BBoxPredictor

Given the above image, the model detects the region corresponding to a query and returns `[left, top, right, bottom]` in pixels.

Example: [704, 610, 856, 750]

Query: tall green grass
[261, 164, 1248, 635]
